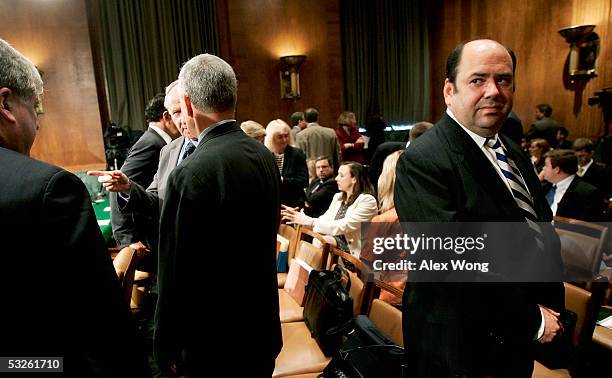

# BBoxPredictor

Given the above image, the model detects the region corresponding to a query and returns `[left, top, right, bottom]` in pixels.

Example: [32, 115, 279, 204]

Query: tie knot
[486, 137, 501, 149]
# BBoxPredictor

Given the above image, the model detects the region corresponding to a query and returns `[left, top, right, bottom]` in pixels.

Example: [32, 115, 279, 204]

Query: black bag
[321, 315, 406, 378]
[534, 309, 578, 369]
[303, 265, 354, 356]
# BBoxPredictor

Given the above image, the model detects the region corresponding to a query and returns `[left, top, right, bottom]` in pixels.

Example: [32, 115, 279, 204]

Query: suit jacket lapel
[281, 146, 293, 177]
[169, 137, 183, 167]
[440, 114, 523, 219]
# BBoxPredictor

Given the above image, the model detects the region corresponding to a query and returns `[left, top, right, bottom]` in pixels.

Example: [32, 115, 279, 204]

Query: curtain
[340, 0, 430, 126]
[100, 0, 219, 131]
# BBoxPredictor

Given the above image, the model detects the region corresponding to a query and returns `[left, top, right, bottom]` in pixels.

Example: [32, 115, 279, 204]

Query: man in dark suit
[0, 37, 148, 376]
[394, 39, 564, 377]
[574, 137, 611, 199]
[90, 81, 198, 232]
[541, 149, 605, 221]
[109, 92, 181, 256]
[527, 103, 559, 146]
[153, 54, 281, 376]
[304, 156, 338, 217]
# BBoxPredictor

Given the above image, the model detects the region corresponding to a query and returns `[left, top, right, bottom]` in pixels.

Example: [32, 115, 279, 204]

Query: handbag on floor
[303, 265, 354, 356]
[320, 315, 406, 378]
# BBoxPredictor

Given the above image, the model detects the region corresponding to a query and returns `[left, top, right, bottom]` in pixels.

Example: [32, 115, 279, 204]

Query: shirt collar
[581, 159, 594, 172]
[197, 119, 236, 143]
[555, 174, 575, 192]
[149, 124, 172, 144]
[182, 136, 198, 149]
[446, 109, 493, 148]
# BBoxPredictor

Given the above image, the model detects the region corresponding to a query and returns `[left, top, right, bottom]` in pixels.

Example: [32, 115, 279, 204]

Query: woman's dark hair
[340, 161, 375, 205]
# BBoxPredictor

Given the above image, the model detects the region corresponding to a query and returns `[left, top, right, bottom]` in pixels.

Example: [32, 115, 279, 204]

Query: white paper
[597, 315, 612, 329]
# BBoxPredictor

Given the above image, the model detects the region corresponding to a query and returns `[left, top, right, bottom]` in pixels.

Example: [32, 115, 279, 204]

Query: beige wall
[0, 0, 105, 170]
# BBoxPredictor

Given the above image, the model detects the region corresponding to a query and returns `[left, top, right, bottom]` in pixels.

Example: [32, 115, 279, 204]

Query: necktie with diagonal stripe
[486, 137, 544, 250]
[181, 141, 196, 163]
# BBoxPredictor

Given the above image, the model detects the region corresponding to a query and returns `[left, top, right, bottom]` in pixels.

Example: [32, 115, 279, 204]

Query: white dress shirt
[549, 175, 575, 216]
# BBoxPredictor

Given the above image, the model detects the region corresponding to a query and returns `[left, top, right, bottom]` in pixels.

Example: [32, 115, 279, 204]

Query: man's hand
[87, 170, 131, 192]
[538, 305, 563, 343]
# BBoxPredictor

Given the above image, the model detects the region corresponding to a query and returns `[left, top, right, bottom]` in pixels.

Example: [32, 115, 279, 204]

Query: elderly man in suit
[541, 149, 605, 221]
[154, 54, 281, 376]
[395, 39, 564, 377]
[0, 38, 149, 376]
[108, 91, 181, 255]
[90, 81, 198, 221]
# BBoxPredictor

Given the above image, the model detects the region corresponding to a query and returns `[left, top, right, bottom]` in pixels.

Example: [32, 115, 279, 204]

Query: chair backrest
[294, 227, 330, 270]
[553, 216, 609, 279]
[329, 247, 373, 315]
[369, 299, 403, 347]
[113, 247, 139, 305]
[564, 282, 593, 348]
[278, 224, 300, 262]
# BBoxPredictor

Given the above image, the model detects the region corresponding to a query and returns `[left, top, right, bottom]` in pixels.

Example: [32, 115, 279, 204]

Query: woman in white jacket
[281, 161, 378, 258]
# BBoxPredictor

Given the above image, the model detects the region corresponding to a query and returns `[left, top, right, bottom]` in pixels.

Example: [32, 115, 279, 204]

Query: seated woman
[265, 119, 308, 208]
[281, 161, 378, 258]
[529, 138, 550, 180]
[336, 111, 365, 163]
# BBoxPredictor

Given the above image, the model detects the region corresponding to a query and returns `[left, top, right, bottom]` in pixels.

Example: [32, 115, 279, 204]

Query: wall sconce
[558, 24, 600, 82]
[279, 55, 306, 100]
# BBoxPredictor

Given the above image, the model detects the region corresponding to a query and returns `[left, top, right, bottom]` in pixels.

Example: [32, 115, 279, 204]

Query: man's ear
[0, 88, 17, 124]
[443, 79, 453, 107]
[184, 95, 194, 118]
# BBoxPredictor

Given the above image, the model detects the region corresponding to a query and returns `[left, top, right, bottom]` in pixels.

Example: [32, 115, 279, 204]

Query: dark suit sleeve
[283, 147, 308, 189]
[45, 171, 149, 376]
[119, 180, 160, 217]
[111, 132, 164, 247]
[394, 144, 458, 222]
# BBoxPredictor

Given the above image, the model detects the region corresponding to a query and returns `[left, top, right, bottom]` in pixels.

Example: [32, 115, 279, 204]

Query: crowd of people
[2, 33, 612, 377]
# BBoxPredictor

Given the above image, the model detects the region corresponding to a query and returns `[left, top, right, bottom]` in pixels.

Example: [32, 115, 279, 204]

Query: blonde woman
[240, 120, 266, 143]
[361, 150, 405, 303]
[265, 119, 308, 208]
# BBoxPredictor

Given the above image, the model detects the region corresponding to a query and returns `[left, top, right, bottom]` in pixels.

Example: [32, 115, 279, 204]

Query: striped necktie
[486, 137, 544, 249]
[181, 141, 196, 164]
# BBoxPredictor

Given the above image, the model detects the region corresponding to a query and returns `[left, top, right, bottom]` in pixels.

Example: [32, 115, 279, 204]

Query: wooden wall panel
[222, 0, 343, 129]
[0, 0, 105, 171]
[430, 0, 612, 141]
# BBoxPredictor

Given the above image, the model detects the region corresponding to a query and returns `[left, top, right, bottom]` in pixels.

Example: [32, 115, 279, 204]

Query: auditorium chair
[553, 216, 609, 281]
[279, 228, 331, 323]
[273, 248, 370, 377]
[278, 224, 300, 288]
[533, 283, 596, 377]
[112, 246, 140, 306]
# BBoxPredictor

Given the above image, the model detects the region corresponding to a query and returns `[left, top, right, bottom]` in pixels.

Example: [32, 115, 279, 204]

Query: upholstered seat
[278, 224, 300, 288]
[278, 289, 304, 323]
[279, 228, 331, 323]
[369, 298, 403, 347]
[277, 272, 288, 287]
[273, 322, 331, 377]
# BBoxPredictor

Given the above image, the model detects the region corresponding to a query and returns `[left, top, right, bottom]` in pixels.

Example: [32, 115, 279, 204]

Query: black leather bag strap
[333, 264, 352, 292]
